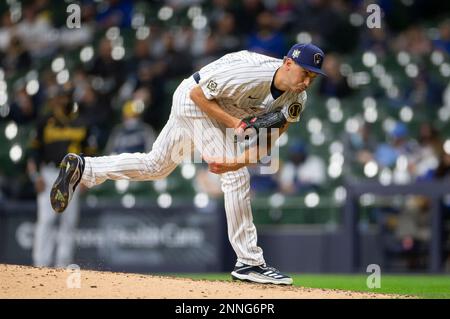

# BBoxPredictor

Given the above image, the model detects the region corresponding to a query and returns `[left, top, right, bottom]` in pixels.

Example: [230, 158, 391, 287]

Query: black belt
[193, 72, 200, 84]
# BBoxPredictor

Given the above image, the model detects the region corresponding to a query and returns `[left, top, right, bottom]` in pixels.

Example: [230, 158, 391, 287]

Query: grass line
[169, 273, 450, 299]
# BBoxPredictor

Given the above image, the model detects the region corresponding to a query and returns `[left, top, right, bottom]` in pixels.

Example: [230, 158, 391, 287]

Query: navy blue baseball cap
[286, 43, 326, 76]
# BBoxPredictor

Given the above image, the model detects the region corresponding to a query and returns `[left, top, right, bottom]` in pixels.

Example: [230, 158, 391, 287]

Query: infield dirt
[0, 264, 412, 299]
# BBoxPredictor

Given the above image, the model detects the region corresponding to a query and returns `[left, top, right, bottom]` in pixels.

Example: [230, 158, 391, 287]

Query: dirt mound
[0, 264, 404, 299]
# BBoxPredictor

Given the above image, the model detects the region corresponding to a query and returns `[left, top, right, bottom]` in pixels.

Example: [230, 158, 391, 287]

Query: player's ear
[284, 57, 293, 69]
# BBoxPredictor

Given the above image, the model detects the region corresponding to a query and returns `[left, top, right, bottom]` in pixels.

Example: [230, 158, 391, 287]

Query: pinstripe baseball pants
[81, 77, 265, 266]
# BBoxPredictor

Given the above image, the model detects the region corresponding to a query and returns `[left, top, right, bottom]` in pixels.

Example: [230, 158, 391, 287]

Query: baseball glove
[238, 110, 287, 134]
[235, 110, 287, 147]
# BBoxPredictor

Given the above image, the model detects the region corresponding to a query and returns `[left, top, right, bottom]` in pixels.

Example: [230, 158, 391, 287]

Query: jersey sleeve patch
[288, 102, 302, 118]
[206, 80, 218, 92]
[281, 101, 303, 122]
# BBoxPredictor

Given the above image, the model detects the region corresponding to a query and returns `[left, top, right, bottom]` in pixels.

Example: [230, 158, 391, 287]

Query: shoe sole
[231, 271, 293, 285]
[50, 155, 81, 213]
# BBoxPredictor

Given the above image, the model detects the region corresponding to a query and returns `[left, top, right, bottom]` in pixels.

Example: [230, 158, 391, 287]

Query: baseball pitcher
[50, 43, 326, 285]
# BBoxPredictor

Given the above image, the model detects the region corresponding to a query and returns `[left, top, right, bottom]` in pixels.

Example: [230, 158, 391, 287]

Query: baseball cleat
[231, 262, 293, 285]
[50, 153, 85, 213]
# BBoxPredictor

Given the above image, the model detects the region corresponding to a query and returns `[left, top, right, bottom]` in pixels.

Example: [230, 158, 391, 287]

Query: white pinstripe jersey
[192, 50, 307, 122]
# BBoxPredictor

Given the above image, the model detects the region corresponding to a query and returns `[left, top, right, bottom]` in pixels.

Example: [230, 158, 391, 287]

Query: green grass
[170, 273, 450, 299]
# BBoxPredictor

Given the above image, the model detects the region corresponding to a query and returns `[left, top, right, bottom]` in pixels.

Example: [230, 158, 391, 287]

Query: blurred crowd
[0, 0, 449, 270]
[0, 0, 448, 199]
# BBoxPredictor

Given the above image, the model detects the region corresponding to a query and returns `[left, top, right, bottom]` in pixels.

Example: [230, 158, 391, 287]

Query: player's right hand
[203, 155, 245, 174]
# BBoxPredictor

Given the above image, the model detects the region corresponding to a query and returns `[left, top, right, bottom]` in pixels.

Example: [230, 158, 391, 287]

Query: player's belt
[192, 72, 200, 84]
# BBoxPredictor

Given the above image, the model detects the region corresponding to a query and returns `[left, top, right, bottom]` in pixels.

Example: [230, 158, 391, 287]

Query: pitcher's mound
[0, 264, 403, 299]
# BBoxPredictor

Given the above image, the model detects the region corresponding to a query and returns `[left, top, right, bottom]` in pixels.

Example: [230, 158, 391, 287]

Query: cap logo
[314, 53, 323, 66]
[292, 49, 301, 59]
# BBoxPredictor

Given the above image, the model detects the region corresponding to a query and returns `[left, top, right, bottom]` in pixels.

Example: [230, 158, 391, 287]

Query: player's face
[287, 60, 318, 93]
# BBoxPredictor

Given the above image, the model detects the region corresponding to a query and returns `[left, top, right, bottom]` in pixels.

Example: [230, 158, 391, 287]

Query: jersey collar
[270, 69, 285, 100]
